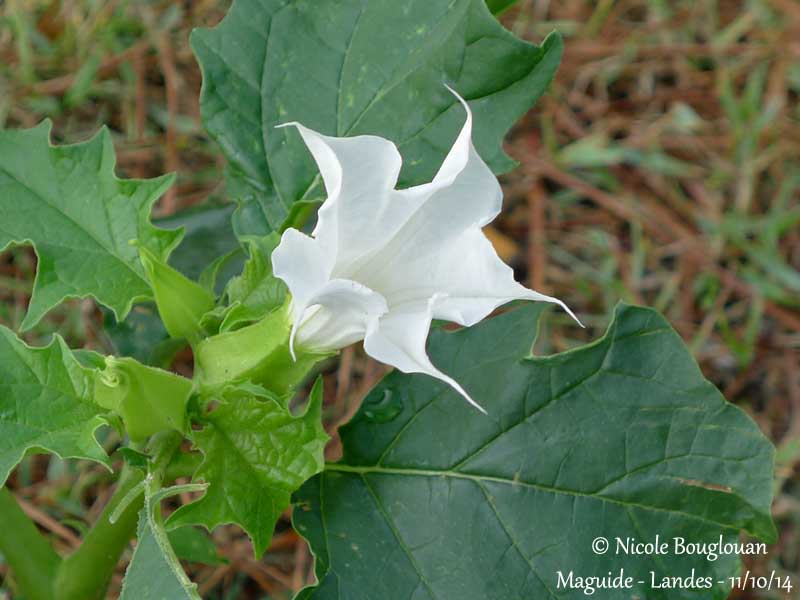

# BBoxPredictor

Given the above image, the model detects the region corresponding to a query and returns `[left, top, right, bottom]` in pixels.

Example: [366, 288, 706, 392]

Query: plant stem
[53, 432, 183, 600]
[0, 486, 61, 600]
[52, 464, 144, 600]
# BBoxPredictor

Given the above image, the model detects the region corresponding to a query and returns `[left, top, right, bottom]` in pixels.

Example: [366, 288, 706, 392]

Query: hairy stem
[52, 464, 144, 600]
[0, 486, 61, 600]
[53, 432, 183, 600]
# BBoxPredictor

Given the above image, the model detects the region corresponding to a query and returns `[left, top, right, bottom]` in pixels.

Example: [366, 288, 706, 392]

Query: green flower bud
[137, 245, 215, 344]
[94, 356, 193, 441]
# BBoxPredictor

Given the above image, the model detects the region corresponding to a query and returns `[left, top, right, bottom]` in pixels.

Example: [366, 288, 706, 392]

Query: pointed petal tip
[274, 121, 300, 130]
[559, 302, 585, 329]
[464, 393, 489, 415]
[443, 82, 459, 96]
[443, 83, 471, 118]
[526, 290, 584, 329]
[448, 378, 488, 415]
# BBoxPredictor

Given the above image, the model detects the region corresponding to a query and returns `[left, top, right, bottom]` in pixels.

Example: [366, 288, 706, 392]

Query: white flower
[272, 88, 579, 412]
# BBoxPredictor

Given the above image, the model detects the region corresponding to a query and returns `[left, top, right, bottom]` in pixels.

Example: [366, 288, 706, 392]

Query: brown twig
[527, 178, 547, 293]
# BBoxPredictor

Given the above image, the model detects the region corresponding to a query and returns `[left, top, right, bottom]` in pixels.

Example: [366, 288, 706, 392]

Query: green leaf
[485, 0, 519, 15]
[192, 0, 562, 235]
[102, 305, 183, 368]
[294, 304, 776, 600]
[121, 483, 200, 600]
[0, 326, 110, 485]
[167, 526, 225, 566]
[117, 447, 151, 471]
[156, 202, 241, 286]
[168, 379, 328, 557]
[198, 248, 242, 297]
[219, 234, 287, 331]
[103, 204, 241, 354]
[0, 121, 181, 330]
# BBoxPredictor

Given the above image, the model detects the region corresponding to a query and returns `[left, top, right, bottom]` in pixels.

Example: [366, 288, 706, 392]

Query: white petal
[400, 87, 503, 228]
[350, 89, 503, 290]
[426, 227, 581, 327]
[434, 86, 482, 187]
[271, 228, 331, 323]
[295, 279, 387, 355]
[278, 122, 420, 273]
[363, 296, 487, 413]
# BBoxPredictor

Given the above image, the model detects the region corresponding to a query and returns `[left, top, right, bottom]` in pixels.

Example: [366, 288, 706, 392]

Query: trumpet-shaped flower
[272, 89, 578, 412]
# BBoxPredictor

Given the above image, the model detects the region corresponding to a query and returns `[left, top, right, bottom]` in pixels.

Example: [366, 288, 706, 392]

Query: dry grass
[0, 1, 797, 598]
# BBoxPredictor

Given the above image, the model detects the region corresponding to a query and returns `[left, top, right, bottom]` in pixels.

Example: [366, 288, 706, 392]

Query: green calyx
[94, 357, 193, 442]
[194, 301, 329, 398]
[137, 245, 215, 344]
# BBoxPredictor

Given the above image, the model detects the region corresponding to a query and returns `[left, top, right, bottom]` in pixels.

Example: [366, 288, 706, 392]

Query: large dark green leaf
[294, 304, 775, 600]
[192, 0, 562, 235]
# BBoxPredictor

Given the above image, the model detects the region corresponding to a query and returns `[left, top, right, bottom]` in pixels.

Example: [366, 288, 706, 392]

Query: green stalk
[53, 465, 144, 600]
[53, 432, 183, 600]
[0, 487, 61, 600]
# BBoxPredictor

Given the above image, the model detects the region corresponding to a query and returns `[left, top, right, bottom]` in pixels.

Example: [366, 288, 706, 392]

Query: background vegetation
[0, 0, 797, 598]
